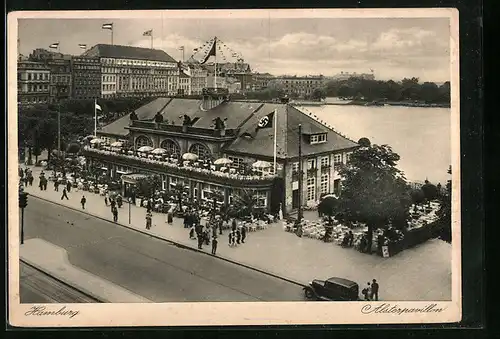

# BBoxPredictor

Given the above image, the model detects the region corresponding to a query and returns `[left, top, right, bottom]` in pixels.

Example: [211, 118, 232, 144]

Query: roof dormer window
[310, 133, 327, 144]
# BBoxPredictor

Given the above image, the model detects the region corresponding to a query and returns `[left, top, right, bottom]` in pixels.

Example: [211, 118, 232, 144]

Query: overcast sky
[17, 15, 451, 82]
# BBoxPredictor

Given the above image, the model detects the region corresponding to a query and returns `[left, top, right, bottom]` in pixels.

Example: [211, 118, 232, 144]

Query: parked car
[303, 277, 360, 301]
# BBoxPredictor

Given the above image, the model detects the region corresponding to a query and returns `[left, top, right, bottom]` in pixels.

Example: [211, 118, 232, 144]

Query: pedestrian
[80, 195, 86, 209]
[371, 279, 379, 301]
[61, 187, 69, 200]
[28, 175, 34, 186]
[66, 181, 72, 193]
[241, 224, 247, 243]
[211, 236, 218, 255]
[145, 211, 152, 230]
[197, 232, 203, 249]
[231, 218, 237, 231]
[236, 227, 241, 244]
[112, 206, 118, 222]
[231, 230, 237, 247]
[104, 196, 109, 206]
[167, 210, 173, 224]
[364, 282, 372, 301]
[110, 198, 116, 210]
[54, 180, 59, 192]
[116, 195, 123, 208]
[228, 230, 233, 247]
[189, 225, 196, 239]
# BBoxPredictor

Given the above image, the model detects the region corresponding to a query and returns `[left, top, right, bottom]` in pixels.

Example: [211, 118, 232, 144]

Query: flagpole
[273, 108, 277, 174]
[94, 99, 97, 137]
[214, 37, 217, 88]
[151, 30, 153, 49]
[111, 27, 114, 45]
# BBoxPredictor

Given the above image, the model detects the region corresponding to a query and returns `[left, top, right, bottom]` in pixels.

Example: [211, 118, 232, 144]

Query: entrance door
[292, 189, 299, 209]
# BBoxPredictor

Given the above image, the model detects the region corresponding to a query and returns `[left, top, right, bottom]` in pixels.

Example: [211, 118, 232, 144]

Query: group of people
[361, 279, 380, 301]
[19, 167, 34, 187]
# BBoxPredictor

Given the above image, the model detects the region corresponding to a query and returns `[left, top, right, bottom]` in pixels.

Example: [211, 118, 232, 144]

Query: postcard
[7, 8, 460, 327]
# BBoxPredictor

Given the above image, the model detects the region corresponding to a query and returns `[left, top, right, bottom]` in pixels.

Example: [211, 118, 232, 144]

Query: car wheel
[304, 288, 314, 300]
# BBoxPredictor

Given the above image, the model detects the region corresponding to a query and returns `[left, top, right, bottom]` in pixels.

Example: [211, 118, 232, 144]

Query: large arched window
[160, 139, 180, 156]
[135, 135, 153, 148]
[189, 143, 211, 160]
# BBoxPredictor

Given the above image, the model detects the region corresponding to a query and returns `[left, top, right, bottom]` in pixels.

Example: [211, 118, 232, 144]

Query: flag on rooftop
[79, 44, 87, 49]
[95, 103, 102, 111]
[102, 23, 113, 30]
[143, 29, 153, 36]
[200, 40, 216, 64]
[49, 43, 59, 49]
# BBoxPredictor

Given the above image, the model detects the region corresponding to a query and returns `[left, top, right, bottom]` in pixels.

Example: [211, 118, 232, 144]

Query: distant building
[252, 72, 275, 91]
[205, 62, 253, 91]
[71, 56, 102, 100]
[29, 49, 72, 103]
[329, 71, 375, 81]
[189, 66, 208, 95]
[178, 70, 191, 96]
[274, 75, 325, 97]
[83, 44, 179, 99]
[17, 60, 51, 105]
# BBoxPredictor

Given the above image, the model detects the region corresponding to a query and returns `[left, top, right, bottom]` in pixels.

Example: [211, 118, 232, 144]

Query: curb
[20, 259, 106, 303]
[30, 194, 307, 288]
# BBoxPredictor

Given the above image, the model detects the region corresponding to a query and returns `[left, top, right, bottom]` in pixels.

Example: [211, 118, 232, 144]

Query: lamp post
[19, 190, 29, 244]
[128, 197, 132, 224]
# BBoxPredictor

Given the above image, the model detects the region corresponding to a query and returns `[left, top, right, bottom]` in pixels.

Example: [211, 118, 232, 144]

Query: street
[20, 262, 99, 303]
[22, 198, 304, 302]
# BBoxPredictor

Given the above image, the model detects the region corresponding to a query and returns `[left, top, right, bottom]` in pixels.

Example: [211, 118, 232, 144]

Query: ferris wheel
[188, 36, 245, 65]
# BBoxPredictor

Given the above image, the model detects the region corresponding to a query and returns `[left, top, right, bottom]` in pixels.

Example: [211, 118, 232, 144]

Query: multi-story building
[17, 61, 51, 105]
[83, 44, 179, 99]
[29, 49, 73, 103]
[189, 65, 208, 95]
[252, 72, 275, 91]
[71, 56, 102, 100]
[274, 75, 325, 98]
[178, 70, 191, 96]
[47, 57, 72, 103]
[87, 90, 358, 214]
[328, 71, 375, 81]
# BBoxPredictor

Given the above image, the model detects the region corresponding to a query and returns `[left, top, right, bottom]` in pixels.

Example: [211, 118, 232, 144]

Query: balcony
[128, 120, 238, 138]
[82, 147, 276, 188]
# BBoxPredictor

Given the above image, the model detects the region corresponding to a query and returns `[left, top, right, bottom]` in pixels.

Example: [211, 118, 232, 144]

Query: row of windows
[74, 80, 100, 86]
[103, 84, 116, 91]
[103, 75, 116, 82]
[101, 58, 176, 68]
[25, 72, 50, 81]
[227, 156, 244, 169]
[52, 75, 71, 83]
[74, 88, 100, 95]
[292, 154, 346, 173]
[19, 96, 49, 104]
[23, 84, 49, 92]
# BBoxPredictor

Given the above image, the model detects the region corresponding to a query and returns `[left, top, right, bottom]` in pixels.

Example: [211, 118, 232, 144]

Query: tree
[318, 196, 338, 217]
[231, 189, 258, 218]
[436, 166, 452, 243]
[337, 144, 411, 253]
[135, 175, 162, 198]
[421, 180, 439, 204]
[357, 137, 371, 147]
[311, 88, 326, 101]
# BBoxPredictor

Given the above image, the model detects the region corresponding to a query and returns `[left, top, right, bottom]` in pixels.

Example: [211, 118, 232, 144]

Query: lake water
[298, 103, 452, 184]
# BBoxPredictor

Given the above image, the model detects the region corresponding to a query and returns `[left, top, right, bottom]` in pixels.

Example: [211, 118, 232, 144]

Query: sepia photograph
[7, 8, 460, 327]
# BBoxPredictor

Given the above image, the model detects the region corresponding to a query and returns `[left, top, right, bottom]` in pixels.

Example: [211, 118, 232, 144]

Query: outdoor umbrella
[252, 160, 272, 169]
[214, 158, 233, 166]
[182, 153, 199, 161]
[110, 141, 123, 147]
[151, 148, 167, 155]
[90, 138, 103, 144]
[138, 146, 154, 152]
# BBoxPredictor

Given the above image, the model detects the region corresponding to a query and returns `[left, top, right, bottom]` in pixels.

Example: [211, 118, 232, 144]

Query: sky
[17, 14, 451, 82]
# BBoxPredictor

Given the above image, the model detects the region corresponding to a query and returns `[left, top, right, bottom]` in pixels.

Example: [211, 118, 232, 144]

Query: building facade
[252, 73, 275, 91]
[47, 57, 72, 103]
[71, 56, 102, 100]
[274, 75, 325, 98]
[17, 61, 51, 105]
[88, 91, 358, 214]
[83, 44, 179, 99]
[178, 70, 191, 96]
[328, 71, 375, 81]
[189, 66, 208, 95]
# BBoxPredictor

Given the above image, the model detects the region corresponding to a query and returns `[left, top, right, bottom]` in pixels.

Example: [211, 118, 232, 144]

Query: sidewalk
[22, 165, 452, 301]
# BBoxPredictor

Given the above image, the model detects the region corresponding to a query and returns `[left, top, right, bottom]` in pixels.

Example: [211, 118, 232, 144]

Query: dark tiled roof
[158, 99, 264, 130]
[85, 44, 177, 63]
[98, 98, 172, 136]
[225, 105, 358, 159]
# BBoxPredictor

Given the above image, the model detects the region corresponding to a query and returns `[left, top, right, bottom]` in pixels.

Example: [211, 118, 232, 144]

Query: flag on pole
[79, 44, 87, 50]
[49, 43, 59, 49]
[257, 111, 275, 129]
[95, 103, 102, 111]
[143, 29, 153, 36]
[102, 23, 113, 30]
[179, 46, 184, 50]
[200, 40, 216, 64]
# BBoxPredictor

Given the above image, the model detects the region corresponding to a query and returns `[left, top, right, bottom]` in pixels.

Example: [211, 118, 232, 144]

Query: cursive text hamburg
[25, 305, 80, 319]
[361, 303, 446, 315]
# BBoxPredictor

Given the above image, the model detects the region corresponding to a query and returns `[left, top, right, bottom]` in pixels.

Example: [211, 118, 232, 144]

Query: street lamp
[19, 190, 29, 244]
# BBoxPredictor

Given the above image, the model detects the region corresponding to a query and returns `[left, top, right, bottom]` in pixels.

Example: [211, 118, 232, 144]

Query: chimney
[201, 87, 229, 110]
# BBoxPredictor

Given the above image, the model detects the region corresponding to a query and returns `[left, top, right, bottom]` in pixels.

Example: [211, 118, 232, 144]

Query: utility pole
[57, 102, 61, 156]
[297, 124, 303, 223]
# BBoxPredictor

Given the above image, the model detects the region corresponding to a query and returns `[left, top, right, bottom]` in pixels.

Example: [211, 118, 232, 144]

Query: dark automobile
[303, 277, 360, 301]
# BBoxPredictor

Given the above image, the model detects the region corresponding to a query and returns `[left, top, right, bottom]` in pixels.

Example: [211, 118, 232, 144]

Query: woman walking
[145, 211, 152, 230]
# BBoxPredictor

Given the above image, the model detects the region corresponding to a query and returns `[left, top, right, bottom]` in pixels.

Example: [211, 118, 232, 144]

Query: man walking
[66, 181, 72, 193]
[371, 279, 379, 301]
[112, 206, 118, 222]
[54, 180, 59, 192]
[241, 224, 247, 243]
[145, 211, 152, 230]
[211, 235, 218, 255]
[61, 187, 69, 200]
[81, 195, 87, 209]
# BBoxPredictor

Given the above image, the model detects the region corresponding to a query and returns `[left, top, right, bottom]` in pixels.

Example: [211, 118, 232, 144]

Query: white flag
[95, 103, 102, 111]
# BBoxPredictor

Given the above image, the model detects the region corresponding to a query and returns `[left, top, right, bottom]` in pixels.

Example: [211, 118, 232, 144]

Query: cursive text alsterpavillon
[25, 305, 80, 319]
[361, 303, 447, 315]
